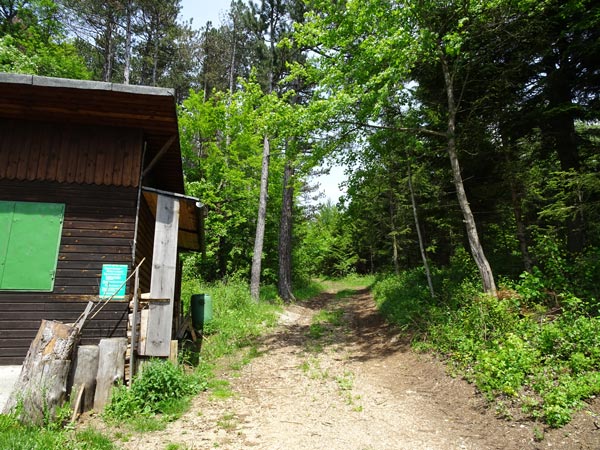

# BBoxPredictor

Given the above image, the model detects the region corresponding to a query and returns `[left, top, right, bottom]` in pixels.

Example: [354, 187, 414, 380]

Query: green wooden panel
[0, 201, 15, 284]
[0, 202, 65, 291]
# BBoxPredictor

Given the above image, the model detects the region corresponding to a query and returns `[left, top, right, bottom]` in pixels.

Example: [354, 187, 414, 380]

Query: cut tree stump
[2, 320, 79, 425]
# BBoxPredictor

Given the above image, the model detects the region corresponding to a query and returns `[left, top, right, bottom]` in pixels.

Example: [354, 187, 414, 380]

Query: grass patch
[0, 413, 117, 450]
[293, 279, 327, 301]
[320, 274, 375, 291]
[216, 412, 238, 430]
[208, 379, 234, 400]
[181, 279, 281, 363]
[373, 266, 600, 428]
[313, 308, 345, 326]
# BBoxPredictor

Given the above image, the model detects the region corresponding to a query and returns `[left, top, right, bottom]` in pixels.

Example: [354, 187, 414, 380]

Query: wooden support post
[3, 320, 79, 424]
[93, 338, 127, 411]
[169, 340, 178, 364]
[142, 194, 180, 357]
[130, 265, 141, 380]
[70, 345, 99, 413]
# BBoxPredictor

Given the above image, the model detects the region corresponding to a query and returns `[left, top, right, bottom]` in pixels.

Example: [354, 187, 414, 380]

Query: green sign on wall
[99, 264, 128, 299]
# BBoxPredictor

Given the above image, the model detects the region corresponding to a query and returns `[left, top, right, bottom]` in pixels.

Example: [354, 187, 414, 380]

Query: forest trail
[118, 285, 597, 450]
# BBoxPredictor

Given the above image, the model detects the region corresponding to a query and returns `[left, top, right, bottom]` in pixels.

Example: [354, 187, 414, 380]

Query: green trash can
[191, 294, 212, 330]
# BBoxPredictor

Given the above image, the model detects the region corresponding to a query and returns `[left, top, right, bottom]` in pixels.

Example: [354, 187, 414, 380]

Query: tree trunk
[152, 23, 160, 86]
[228, 16, 237, 94]
[123, 0, 133, 84]
[250, 135, 271, 300]
[388, 193, 400, 276]
[278, 158, 295, 302]
[407, 158, 435, 298]
[541, 50, 584, 253]
[102, 19, 114, 82]
[3, 320, 79, 424]
[503, 148, 533, 272]
[441, 54, 496, 295]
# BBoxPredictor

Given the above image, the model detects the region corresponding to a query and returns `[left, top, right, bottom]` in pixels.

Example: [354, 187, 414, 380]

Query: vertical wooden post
[143, 194, 180, 357]
[70, 345, 99, 413]
[130, 265, 140, 380]
[169, 340, 178, 364]
[93, 338, 127, 411]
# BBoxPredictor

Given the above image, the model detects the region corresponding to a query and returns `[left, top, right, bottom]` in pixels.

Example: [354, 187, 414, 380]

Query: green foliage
[104, 360, 201, 422]
[0, 1, 90, 79]
[372, 268, 435, 331]
[0, 413, 115, 449]
[179, 75, 306, 283]
[373, 260, 600, 428]
[474, 334, 539, 397]
[296, 202, 359, 277]
[181, 277, 280, 363]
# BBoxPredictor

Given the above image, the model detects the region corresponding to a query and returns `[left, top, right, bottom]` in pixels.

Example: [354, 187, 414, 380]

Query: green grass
[372, 267, 600, 428]
[181, 278, 281, 362]
[0, 413, 116, 450]
[317, 274, 375, 293]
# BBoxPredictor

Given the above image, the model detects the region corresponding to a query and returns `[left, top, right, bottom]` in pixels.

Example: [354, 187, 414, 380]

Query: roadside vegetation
[373, 243, 600, 428]
[0, 279, 285, 448]
[1, 0, 598, 444]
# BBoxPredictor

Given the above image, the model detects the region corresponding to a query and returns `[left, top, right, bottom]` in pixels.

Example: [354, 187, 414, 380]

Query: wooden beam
[141, 135, 176, 178]
[130, 267, 140, 380]
[142, 194, 180, 356]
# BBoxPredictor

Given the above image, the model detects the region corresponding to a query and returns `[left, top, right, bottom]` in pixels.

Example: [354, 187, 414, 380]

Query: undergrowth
[373, 249, 600, 428]
[0, 412, 115, 450]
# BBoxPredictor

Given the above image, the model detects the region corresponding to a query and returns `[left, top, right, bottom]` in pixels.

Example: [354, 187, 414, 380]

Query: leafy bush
[372, 268, 435, 330]
[105, 360, 201, 421]
[373, 261, 600, 428]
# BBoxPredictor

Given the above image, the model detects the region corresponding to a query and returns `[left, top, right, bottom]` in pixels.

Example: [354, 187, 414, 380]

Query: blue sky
[179, 0, 346, 204]
[180, 0, 233, 28]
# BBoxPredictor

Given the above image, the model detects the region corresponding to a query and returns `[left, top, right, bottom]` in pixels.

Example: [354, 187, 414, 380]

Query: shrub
[372, 262, 600, 428]
[105, 360, 201, 421]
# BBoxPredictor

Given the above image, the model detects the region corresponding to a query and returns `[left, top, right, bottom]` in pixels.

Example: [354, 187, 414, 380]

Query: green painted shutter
[0, 201, 65, 291]
[0, 201, 15, 284]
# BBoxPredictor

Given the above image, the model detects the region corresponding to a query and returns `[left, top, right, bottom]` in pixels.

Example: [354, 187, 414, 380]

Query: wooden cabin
[0, 73, 203, 365]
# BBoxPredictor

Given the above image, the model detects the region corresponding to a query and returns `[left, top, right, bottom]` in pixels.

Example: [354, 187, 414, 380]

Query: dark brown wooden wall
[135, 195, 155, 294]
[0, 178, 138, 365]
[0, 119, 142, 187]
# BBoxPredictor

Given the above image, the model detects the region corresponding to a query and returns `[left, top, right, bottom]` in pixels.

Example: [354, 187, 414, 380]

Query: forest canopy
[1, 0, 598, 303]
[2, 0, 599, 428]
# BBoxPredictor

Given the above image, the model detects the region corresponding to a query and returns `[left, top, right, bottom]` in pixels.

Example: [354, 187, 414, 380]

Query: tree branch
[333, 120, 446, 138]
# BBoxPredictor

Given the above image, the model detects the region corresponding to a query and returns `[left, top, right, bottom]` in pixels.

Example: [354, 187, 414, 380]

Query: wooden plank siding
[0, 179, 138, 364]
[0, 76, 197, 366]
[0, 301, 128, 364]
[0, 120, 142, 187]
[135, 195, 155, 294]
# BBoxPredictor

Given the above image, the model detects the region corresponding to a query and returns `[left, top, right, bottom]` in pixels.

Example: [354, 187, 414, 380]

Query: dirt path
[118, 287, 599, 450]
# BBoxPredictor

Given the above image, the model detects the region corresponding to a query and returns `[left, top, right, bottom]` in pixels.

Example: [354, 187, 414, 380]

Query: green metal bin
[191, 294, 213, 330]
